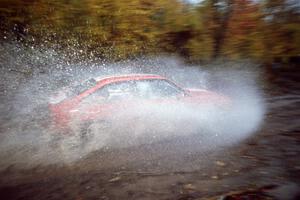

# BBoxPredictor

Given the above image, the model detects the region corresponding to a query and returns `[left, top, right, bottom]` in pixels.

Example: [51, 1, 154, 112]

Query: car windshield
[135, 79, 184, 99]
[67, 78, 97, 98]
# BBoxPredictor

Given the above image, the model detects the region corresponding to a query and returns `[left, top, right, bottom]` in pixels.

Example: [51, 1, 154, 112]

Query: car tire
[79, 120, 112, 148]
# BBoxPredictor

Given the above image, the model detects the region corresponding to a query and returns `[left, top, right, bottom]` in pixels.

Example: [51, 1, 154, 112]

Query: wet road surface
[0, 67, 299, 200]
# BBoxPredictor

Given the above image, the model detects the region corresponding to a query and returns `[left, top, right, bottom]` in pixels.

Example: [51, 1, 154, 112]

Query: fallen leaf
[215, 161, 226, 166]
[183, 183, 196, 190]
[109, 176, 121, 182]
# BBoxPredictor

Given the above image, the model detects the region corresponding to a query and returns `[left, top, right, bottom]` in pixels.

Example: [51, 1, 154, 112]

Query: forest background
[0, 0, 299, 65]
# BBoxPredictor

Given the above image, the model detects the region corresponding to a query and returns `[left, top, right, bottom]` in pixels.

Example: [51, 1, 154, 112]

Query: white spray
[0, 44, 266, 168]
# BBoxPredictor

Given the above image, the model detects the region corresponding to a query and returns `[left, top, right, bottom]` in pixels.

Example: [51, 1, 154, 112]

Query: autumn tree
[220, 0, 264, 60]
[262, 0, 300, 63]
[0, 0, 299, 63]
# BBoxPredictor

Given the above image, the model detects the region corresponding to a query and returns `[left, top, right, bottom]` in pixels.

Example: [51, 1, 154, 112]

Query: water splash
[0, 42, 266, 168]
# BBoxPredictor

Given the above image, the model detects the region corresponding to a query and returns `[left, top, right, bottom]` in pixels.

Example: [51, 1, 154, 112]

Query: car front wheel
[79, 120, 112, 148]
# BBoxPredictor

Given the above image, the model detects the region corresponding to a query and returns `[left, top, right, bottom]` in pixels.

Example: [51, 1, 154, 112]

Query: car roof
[94, 74, 166, 84]
[50, 74, 169, 104]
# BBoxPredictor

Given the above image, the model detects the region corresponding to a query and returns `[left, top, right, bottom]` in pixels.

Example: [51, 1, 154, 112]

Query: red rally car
[49, 74, 230, 133]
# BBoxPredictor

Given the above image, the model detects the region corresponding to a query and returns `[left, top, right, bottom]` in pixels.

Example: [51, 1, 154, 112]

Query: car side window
[80, 79, 183, 105]
[105, 81, 136, 101]
[81, 80, 137, 106]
